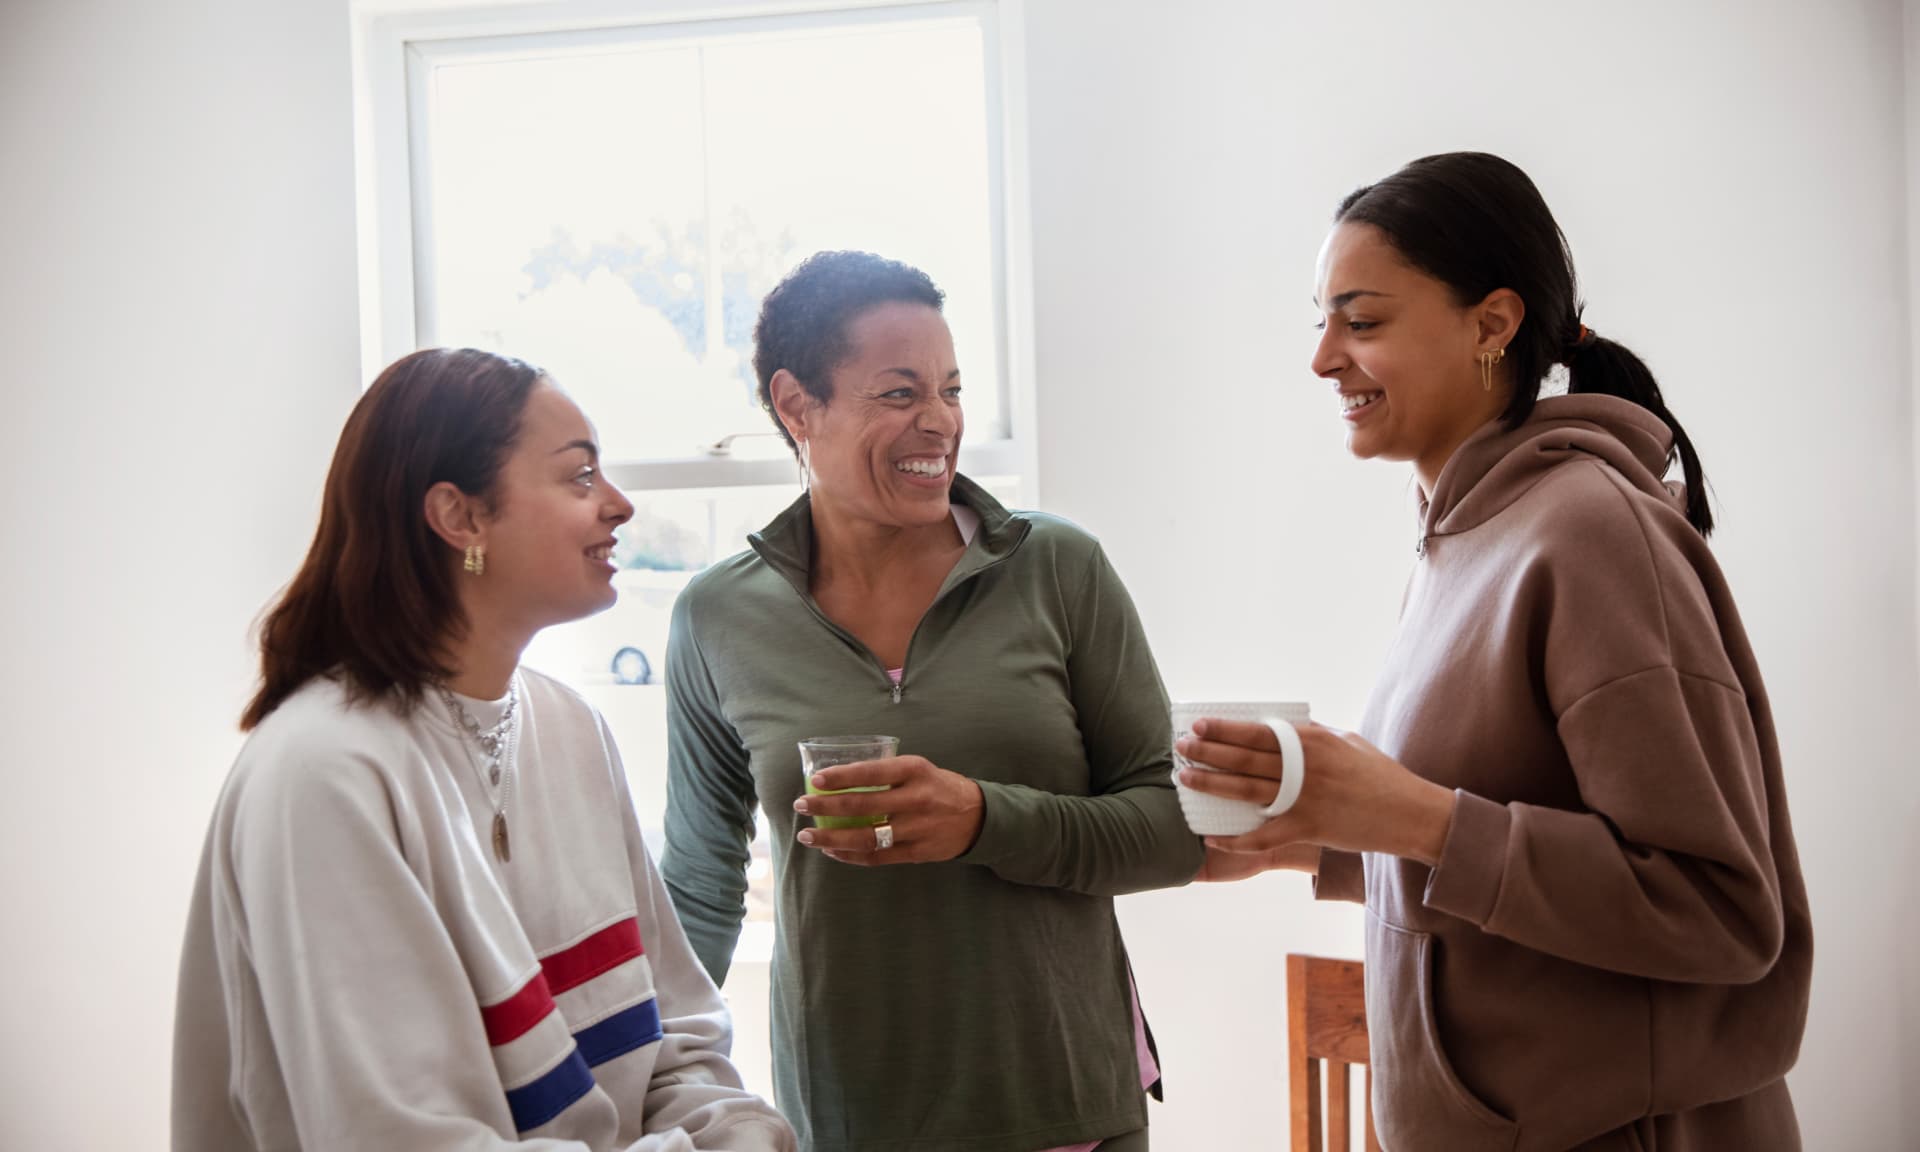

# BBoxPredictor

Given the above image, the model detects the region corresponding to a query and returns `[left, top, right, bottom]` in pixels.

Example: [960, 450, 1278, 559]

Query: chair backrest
[1286, 954, 1380, 1152]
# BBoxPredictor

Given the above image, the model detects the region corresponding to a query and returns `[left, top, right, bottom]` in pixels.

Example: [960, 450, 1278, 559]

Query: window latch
[703, 431, 788, 458]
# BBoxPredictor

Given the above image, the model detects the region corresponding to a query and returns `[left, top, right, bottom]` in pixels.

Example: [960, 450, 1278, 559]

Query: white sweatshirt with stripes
[173, 669, 795, 1151]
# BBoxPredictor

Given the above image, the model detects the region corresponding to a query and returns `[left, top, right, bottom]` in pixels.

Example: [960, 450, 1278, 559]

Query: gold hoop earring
[464, 544, 486, 576]
[1479, 347, 1506, 392]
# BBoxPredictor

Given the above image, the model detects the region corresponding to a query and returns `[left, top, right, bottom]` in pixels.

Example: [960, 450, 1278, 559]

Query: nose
[917, 391, 960, 440]
[1310, 324, 1346, 380]
[605, 484, 635, 526]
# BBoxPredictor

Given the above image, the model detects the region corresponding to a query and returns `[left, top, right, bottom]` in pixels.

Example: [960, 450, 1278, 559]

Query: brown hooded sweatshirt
[1316, 394, 1812, 1151]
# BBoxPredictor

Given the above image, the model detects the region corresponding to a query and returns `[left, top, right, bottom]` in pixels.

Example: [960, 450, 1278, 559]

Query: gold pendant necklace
[438, 678, 520, 864]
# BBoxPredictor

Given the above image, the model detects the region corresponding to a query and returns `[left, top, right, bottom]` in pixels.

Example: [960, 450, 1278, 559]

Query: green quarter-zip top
[661, 475, 1203, 1152]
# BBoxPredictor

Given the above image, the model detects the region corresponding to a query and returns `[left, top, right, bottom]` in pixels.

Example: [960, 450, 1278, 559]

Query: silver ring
[873, 822, 895, 850]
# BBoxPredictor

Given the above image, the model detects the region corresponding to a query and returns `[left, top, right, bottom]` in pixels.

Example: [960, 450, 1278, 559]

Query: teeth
[587, 545, 612, 560]
[1342, 392, 1381, 412]
[896, 458, 948, 477]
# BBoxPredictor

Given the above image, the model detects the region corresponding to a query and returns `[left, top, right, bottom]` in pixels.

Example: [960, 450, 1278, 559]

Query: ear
[1474, 287, 1525, 353]
[769, 369, 820, 446]
[423, 481, 485, 552]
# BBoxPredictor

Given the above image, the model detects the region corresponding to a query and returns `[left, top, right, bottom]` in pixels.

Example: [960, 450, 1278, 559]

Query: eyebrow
[1313, 289, 1394, 310]
[553, 439, 600, 460]
[875, 367, 963, 385]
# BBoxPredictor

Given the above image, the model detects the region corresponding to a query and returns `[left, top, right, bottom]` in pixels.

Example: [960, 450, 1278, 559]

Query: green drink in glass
[799, 735, 898, 829]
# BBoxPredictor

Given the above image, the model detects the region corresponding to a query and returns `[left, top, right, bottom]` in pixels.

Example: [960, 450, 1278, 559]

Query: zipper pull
[890, 682, 903, 704]
[1415, 534, 1427, 558]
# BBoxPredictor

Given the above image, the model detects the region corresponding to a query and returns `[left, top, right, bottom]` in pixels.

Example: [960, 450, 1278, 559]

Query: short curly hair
[752, 250, 946, 453]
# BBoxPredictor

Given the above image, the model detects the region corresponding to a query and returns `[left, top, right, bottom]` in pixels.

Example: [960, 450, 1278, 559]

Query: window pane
[701, 22, 1001, 437]
[421, 17, 1003, 463]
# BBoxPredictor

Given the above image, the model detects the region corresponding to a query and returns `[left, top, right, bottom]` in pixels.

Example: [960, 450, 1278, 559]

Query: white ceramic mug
[1170, 701, 1311, 837]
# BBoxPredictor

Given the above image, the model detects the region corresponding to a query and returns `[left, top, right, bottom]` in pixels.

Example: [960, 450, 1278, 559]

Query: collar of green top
[747, 472, 1031, 599]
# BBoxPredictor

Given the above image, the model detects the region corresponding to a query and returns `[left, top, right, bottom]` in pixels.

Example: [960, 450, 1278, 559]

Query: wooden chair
[1287, 954, 1381, 1152]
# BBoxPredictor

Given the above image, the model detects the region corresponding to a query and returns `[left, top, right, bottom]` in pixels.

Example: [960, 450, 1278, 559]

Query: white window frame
[354, 0, 1038, 500]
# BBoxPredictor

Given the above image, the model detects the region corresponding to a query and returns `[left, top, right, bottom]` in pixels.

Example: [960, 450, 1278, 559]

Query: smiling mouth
[586, 543, 614, 561]
[895, 457, 948, 477]
[1341, 391, 1383, 414]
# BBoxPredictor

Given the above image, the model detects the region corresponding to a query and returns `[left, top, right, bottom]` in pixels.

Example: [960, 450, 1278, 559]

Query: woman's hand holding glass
[795, 756, 985, 865]
[1176, 718, 1457, 871]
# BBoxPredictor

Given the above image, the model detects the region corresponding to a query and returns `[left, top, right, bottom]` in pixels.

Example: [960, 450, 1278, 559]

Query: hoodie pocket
[1367, 913, 1519, 1151]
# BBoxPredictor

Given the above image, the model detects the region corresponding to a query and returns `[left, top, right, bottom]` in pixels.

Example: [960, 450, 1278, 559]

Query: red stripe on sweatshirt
[541, 918, 644, 995]
[481, 971, 556, 1046]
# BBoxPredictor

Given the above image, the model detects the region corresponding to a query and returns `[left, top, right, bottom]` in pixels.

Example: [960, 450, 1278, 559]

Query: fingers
[1188, 718, 1283, 751]
[795, 786, 895, 821]
[1203, 818, 1307, 856]
[807, 755, 924, 792]
[811, 825, 936, 866]
[820, 846, 913, 866]
[820, 848, 876, 866]
[797, 823, 896, 853]
[797, 769, 982, 868]
[1195, 845, 1264, 883]
[1177, 765, 1281, 806]
[1177, 735, 1285, 779]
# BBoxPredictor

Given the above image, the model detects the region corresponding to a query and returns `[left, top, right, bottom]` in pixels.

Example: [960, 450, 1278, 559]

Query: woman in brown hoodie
[1176, 152, 1812, 1151]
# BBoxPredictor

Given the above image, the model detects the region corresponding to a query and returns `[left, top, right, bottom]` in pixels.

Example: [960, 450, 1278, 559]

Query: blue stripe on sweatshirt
[506, 1047, 594, 1132]
[574, 998, 664, 1068]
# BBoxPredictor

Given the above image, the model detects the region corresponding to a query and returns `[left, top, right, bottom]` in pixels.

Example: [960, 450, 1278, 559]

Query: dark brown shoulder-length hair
[241, 348, 543, 731]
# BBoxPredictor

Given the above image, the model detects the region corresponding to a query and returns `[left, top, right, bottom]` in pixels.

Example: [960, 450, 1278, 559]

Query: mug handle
[1258, 717, 1306, 817]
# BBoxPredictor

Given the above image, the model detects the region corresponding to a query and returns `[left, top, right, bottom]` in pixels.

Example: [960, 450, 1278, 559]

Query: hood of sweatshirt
[1421, 393, 1684, 545]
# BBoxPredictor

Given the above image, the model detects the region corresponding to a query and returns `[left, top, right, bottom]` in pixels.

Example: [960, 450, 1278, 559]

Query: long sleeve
[960, 544, 1204, 894]
[195, 696, 790, 1152]
[606, 721, 795, 1152]
[1424, 667, 1784, 983]
[223, 750, 593, 1150]
[660, 593, 760, 987]
[1421, 483, 1786, 984]
[1313, 850, 1365, 903]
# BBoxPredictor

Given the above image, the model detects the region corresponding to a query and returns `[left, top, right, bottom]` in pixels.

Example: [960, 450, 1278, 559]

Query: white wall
[4, 0, 1917, 1148]
[1900, 1, 1920, 1142]
[0, 0, 362, 1146]
[1019, 0, 1920, 1148]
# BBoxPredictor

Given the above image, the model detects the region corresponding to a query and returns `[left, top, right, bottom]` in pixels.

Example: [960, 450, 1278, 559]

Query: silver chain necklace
[436, 677, 520, 863]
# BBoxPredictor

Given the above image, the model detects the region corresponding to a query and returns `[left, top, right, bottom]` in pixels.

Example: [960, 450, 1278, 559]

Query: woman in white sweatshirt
[172, 347, 796, 1152]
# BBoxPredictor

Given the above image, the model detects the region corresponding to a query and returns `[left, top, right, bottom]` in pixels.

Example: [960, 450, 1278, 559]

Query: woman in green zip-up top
[661, 251, 1204, 1152]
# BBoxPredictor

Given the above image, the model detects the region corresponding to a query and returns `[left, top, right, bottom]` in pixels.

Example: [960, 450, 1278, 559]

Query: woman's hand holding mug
[1176, 718, 1456, 868]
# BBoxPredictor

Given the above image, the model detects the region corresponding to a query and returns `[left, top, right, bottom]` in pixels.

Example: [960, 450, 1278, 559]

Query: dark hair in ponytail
[1335, 152, 1713, 536]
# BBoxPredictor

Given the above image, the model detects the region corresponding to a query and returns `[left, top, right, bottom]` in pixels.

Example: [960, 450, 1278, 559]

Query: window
[359, 0, 1031, 975]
